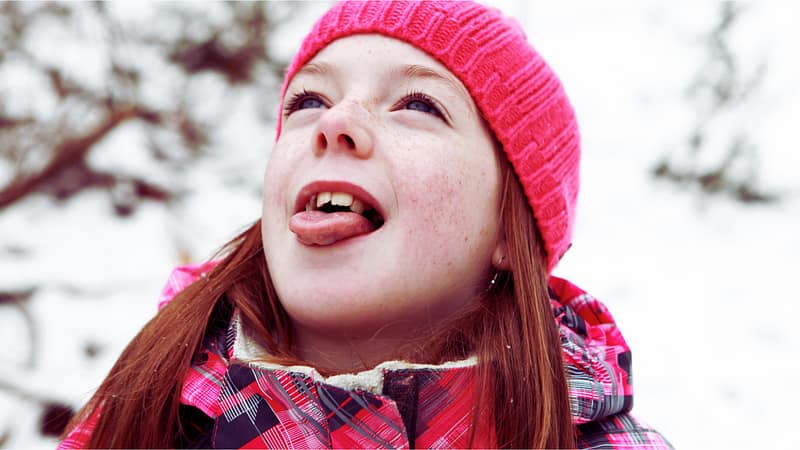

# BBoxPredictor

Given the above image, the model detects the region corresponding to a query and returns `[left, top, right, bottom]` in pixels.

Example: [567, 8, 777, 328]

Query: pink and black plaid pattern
[207, 364, 487, 449]
[552, 276, 635, 424]
[577, 413, 672, 449]
[60, 266, 672, 449]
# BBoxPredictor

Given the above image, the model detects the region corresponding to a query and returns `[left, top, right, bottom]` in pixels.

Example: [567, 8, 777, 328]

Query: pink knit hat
[277, 1, 580, 272]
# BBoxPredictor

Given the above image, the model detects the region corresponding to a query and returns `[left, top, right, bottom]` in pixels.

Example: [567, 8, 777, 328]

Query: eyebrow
[296, 61, 334, 78]
[396, 64, 475, 112]
[292, 61, 476, 117]
[296, 62, 466, 96]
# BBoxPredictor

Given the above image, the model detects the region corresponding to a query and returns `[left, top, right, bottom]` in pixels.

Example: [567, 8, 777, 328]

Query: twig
[0, 105, 142, 210]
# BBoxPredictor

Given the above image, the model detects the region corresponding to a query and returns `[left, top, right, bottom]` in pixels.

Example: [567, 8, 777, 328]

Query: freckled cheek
[261, 175, 280, 210]
[262, 157, 291, 225]
[400, 169, 476, 255]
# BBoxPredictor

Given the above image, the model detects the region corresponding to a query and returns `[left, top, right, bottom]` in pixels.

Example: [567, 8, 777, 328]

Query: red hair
[65, 163, 574, 448]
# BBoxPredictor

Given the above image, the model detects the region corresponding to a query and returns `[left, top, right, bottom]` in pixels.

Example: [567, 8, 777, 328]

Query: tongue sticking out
[290, 210, 376, 246]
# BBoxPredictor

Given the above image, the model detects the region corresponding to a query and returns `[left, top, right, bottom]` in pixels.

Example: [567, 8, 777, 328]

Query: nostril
[338, 134, 355, 150]
[317, 134, 327, 149]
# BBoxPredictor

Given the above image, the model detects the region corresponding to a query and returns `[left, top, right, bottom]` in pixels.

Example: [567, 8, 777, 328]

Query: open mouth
[302, 191, 384, 229]
[290, 185, 385, 246]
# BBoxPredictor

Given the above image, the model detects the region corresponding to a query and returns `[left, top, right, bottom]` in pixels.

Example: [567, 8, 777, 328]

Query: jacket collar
[230, 276, 634, 424]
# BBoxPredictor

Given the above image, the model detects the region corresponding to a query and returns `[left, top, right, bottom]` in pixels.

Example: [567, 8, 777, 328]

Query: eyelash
[283, 89, 325, 116]
[398, 90, 446, 121]
[282, 89, 448, 123]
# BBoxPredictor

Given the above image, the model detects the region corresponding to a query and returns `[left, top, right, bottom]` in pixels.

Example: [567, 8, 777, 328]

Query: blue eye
[284, 90, 326, 116]
[407, 99, 436, 114]
[400, 91, 446, 121]
[298, 97, 324, 109]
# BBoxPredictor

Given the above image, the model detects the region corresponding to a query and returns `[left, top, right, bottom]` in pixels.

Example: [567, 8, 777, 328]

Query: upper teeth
[306, 191, 365, 214]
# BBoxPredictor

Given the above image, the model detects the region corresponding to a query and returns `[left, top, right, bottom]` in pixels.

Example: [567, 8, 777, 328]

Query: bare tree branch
[0, 105, 142, 209]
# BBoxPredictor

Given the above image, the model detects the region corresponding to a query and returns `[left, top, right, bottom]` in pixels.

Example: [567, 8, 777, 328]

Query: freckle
[464, 236, 468, 243]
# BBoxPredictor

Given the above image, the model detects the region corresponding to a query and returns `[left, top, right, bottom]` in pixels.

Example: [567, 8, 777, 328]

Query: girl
[61, 1, 671, 448]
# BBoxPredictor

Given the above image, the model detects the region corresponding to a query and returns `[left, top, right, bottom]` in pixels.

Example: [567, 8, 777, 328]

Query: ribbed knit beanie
[277, 1, 580, 273]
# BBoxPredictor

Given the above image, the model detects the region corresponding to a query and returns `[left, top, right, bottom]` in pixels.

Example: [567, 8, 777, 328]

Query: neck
[290, 323, 420, 375]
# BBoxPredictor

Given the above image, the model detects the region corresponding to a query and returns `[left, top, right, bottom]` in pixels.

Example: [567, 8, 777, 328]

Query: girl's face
[262, 34, 503, 344]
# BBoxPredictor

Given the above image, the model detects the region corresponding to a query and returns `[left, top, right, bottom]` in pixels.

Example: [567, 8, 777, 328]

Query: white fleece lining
[232, 314, 477, 395]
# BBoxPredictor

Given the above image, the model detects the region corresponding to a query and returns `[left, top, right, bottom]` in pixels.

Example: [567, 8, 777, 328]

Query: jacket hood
[549, 275, 634, 424]
[159, 264, 635, 425]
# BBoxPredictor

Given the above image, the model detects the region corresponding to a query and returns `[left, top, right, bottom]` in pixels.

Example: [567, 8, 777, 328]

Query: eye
[397, 91, 447, 122]
[284, 90, 327, 116]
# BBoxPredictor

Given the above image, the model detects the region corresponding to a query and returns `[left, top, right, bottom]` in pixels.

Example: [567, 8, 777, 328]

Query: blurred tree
[652, 3, 776, 204]
[0, 1, 299, 214]
[0, 1, 306, 440]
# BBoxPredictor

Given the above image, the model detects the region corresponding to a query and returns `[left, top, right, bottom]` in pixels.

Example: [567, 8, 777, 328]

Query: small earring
[489, 271, 500, 286]
[488, 255, 505, 291]
[487, 270, 502, 293]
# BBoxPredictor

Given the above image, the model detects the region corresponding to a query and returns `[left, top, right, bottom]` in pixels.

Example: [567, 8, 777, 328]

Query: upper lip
[293, 180, 384, 218]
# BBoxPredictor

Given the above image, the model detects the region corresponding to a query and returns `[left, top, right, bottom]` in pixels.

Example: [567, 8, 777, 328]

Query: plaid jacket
[61, 264, 672, 449]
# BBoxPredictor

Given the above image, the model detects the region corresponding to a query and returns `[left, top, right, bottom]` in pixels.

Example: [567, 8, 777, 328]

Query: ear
[491, 239, 511, 271]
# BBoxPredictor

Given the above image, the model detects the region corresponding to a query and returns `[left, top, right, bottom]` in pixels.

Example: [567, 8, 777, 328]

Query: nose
[313, 102, 374, 159]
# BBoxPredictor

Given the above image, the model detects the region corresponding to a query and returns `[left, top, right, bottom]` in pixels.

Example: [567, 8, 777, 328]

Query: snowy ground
[1, 2, 798, 448]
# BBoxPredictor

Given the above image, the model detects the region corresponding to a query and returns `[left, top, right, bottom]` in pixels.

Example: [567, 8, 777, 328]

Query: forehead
[289, 34, 473, 103]
[305, 34, 440, 67]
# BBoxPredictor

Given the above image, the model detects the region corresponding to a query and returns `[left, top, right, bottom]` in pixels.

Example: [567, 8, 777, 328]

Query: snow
[1, 2, 798, 448]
